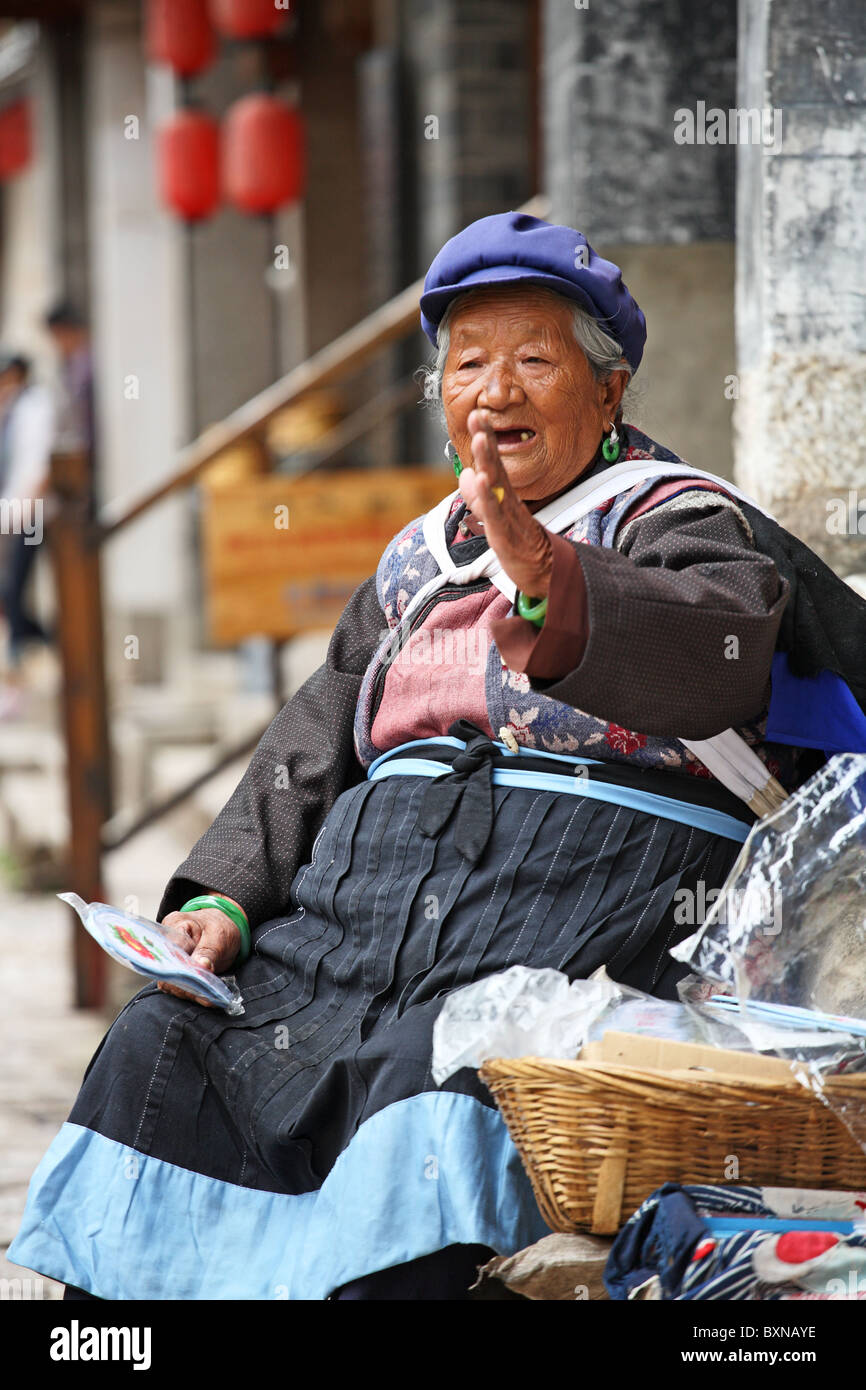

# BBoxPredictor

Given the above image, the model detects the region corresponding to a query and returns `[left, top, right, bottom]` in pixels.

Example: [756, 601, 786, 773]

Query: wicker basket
[480, 1057, 866, 1235]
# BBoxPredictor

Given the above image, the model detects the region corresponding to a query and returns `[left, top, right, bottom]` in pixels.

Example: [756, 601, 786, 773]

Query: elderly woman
[11, 212, 838, 1301]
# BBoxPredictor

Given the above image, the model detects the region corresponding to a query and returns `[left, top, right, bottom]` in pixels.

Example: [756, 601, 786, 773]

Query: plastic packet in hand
[59, 892, 245, 1015]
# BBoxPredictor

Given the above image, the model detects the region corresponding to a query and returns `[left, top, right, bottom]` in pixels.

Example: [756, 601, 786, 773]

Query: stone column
[542, 0, 737, 240]
[403, 0, 534, 274]
[402, 0, 534, 460]
[735, 0, 866, 575]
[540, 0, 739, 480]
[87, 0, 189, 675]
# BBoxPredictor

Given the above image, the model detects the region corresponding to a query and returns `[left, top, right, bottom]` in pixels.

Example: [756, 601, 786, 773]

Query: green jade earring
[602, 421, 621, 463]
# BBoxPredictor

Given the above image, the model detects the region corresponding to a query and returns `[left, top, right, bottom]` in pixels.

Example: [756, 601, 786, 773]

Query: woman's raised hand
[157, 905, 243, 1007]
[458, 408, 554, 598]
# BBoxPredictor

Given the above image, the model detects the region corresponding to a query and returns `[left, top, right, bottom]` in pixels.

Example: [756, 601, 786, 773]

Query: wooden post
[49, 451, 112, 1009]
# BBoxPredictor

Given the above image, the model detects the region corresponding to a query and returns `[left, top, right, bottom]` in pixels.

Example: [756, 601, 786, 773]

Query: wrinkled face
[440, 285, 627, 502]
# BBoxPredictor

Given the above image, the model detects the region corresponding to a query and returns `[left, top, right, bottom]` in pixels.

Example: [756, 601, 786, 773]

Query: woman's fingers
[460, 408, 554, 597]
[161, 907, 240, 970]
[467, 409, 508, 493]
[459, 410, 512, 521]
[156, 907, 243, 1008]
[189, 910, 241, 971]
[160, 911, 202, 952]
[157, 980, 215, 1008]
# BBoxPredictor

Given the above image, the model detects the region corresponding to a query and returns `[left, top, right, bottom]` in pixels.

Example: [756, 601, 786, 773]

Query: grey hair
[418, 288, 634, 422]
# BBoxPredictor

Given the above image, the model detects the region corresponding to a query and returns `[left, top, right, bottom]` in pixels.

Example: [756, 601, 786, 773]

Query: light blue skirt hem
[8, 1091, 550, 1300]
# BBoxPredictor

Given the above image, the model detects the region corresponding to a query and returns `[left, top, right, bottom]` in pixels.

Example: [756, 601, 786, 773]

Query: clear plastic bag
[432, 965, 622, 1084]
[670, 754, 866, 1147]
[431, 965, 712, 1084]
[432, 957, 866, 1108]
[59, 892, 245, 1015]
[671, 754, 866, 1018]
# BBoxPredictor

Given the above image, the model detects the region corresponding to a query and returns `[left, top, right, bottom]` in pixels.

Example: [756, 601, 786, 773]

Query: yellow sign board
[202, 466, 450, 644]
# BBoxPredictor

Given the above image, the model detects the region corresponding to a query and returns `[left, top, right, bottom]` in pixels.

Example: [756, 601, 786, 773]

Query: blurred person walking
[44, 302, 96, 509]
[0, 351, 55, 719]
[0, 353, 28, 489]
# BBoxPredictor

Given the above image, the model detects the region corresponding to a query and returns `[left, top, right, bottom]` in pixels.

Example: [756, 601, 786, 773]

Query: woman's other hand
[459, 408, 554, 597]
[157, 904, 243, 1007]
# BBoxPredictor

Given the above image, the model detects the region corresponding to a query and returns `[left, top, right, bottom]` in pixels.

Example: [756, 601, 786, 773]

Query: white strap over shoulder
[421, 459, 773, 601]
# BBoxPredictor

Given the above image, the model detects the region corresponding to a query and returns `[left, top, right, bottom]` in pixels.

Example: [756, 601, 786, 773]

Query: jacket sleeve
[490, 491, 789, 740]
[156, 575, 384, 930]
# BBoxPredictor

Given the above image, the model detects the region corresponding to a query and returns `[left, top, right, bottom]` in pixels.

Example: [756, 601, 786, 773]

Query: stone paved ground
[0, 632, 331, 1300]
[0, 805, 272, 1300]
[0, 891, 107, 1298]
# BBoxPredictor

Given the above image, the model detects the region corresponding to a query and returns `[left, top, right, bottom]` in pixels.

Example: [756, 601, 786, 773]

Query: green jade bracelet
[179, 893, 251, 965]
[516, 590, 548, 628]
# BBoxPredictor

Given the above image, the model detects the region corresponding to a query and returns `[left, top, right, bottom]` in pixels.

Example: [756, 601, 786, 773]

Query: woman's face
[441, 286, 627, 502]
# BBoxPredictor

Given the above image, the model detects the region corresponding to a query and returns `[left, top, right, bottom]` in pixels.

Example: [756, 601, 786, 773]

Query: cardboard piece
[584, 1030, 797, 1082]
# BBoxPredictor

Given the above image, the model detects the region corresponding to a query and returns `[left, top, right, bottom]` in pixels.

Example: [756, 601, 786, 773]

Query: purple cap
[420, 211, 647, 372]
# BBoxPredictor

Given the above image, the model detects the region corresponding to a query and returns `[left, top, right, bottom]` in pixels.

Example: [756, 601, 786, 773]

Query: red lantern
[210, 0, 288, 39]
[0, 100, 32, 180]
[158, 109, 221, 222]
[147, 0, 215, 77]
[223, 94, 304, 215]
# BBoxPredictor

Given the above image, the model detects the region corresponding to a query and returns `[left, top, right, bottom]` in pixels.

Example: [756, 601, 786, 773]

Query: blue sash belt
[367, 721, 753, 861]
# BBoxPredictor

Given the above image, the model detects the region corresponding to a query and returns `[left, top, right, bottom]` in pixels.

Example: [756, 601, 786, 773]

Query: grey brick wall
[543, 0, 737, 243]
